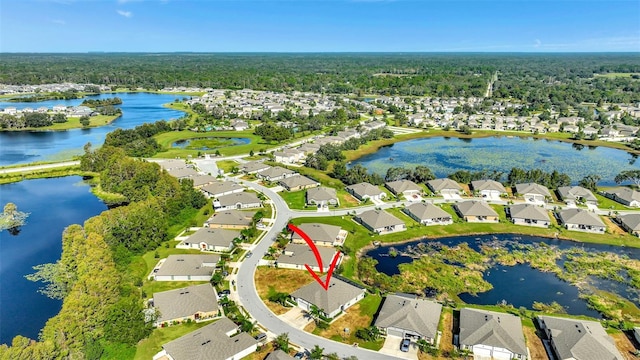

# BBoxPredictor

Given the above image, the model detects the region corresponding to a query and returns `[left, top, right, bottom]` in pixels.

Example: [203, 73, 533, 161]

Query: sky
[0, 0, 639, 52]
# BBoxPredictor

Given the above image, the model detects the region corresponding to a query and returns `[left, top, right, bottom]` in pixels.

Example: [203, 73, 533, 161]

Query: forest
[1, 53, 639, 105]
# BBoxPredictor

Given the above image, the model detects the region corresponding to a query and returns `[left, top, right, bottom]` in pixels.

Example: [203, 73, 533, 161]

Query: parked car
[219, 289, 230, 297]
[254, 333, 267, 342]
[246, 251, 252, 258]
[400, 338, 410, 352]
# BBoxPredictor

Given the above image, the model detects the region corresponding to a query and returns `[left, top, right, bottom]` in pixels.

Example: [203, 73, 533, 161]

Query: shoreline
[0, 113, 122, 132]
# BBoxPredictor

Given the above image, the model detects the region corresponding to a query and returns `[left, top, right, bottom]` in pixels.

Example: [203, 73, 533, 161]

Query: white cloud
[52, 19, 66, 25]
[117, 10, 133, 17]
[534, 39, 541, 48]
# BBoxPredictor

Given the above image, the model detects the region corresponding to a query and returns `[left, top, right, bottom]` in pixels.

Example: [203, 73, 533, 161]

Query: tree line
[0, 112, 68, 129]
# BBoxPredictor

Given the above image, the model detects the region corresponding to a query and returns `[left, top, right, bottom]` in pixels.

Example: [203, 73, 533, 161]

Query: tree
[0, 202, 29, 233]
[52, 113, 67, 123]
[274, 333, 290, 353]
[309, 345, 324, 360]
[80, 115, 91, 127]
[615, 170, 640, 188]
[579, 174, 601, 192]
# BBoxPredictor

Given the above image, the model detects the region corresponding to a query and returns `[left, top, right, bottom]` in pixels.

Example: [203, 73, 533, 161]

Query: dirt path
[611, 332, 637, 360]
[523, 326, 548, 360]
[604, 216, 627, 236]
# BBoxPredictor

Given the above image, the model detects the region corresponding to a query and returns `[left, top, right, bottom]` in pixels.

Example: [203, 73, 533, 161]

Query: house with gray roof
[177, 228, 240, 252]
[157, 159, 188, 171]
[257, 166, 297, 182]
[200, 181, 245, 198]
[265, 350, 294, 360]
[537, 315, 624, 360]
[471, 180, 507, 199]
[290, 223, 347, 247]
[556, 208, 606, 233]
[403, 202, 453, 226]
[346, 182, 386, 202]
[557, 186, 598, 206]
[279, 175, 320, 191]
[306, 186, 339, 207]
[190, 174, 218, 188]
[427, 178, 463, 196]
[458, 308, 528, 360]
[240, 161, 271, 174]
[291, 276, 366, 319]
[616, 213, 640, 236]
[154, 317, 257, 360]
[454, 201, 499, 222]
[274, 149, 305, 164]
[514, 182, 552, 204]
[206, 210, 256, 230]
[355, 209, 406, 234]
[213, 192, 262, 211]
[385, 180, 422, 199]
[601, 187, 640, 207]
[277, 243, 341, 272]
[152, 283, 219, 327]
[151, 254, 219, 281]
[507, 204, 550, 227]
[374, 294, 443, 344]
[167, 167, 199, 179]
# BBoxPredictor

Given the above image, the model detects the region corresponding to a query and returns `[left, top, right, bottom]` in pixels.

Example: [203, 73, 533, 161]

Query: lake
[0, 92, 186, 166]
[366, 234, 640, 318]
[0, 176, 107, 345]
[350, 136, 640, 186]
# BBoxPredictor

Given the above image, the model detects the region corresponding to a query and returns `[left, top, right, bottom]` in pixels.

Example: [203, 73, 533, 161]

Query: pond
[349, 136, 640, 186]
[0, 92, 186, 166]
[0, 176, 108, 345]
[171, 137, 250, 150]
[366, 234, 640, 318]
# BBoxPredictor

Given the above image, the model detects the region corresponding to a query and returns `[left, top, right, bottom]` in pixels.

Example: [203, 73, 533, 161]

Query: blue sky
[1, 0, 638, 52]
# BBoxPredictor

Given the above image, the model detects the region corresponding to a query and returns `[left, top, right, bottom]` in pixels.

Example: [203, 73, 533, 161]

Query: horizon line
[1, 51, 639, 55]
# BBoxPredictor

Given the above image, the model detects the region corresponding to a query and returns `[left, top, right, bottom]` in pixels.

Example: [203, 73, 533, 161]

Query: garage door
[387, 328, 404, 338]
[472, 347, 491, 360]
[492, 349, 513, 360]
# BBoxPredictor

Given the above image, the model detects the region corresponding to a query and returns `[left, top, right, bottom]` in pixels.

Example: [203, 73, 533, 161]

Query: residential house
[471, 180, 507, 199]
[176, 228, 240, 252]
[291, 276, 366, 319]
[537, 315, 624, 360]
[278, 243, 341, 272]
[230, 119, 249, 131]
[403, 203, 453, 226]
[152, 283, 219, 327]
[151, 254, 219, 281]
[556, 208, 606, 233]
[153, 317, 257, 360]
[355, 209, 406, 234]
[265, 350, 294, 360]
[257, 166, 297, 182]
[201, 181, 245, 198]
[306, 187, 339, 207]
[240, 161, 271, 174]
[617, 214, 640, 236]
[290, 223, 347, 247]
[426, 178, 464, 196]
[454, 201, 499, 222]
[385, 180, 422, 200]
[213, 192, 262, 211]
[167, 167, 199, 179]
[601, 187, 640, 207]
[374, 294, 443, 344]
[206, 210, 256, 230]
[274, 149, 305, 164]
[190, 174, 218, 188]
[514, 182, 552, 204]
[346, 182, 386, 202]
[297, 143, 321, 154]
[157, 159, 189, 171]
[557, 186, 598, 206]
[507, 204, 550, 227]
[279, 175, 320, 191]
[458, 308, 528, 360]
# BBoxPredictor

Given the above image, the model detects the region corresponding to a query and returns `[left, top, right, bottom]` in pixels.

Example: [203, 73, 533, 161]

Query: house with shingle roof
[454, 201, 499, 222]
[177, 228, 240, 252]
[346, 182, 386, 202]
[279, 175, 320, 191]
[306, 186, 339, 207]
[291, 276, 366, 319]
[601, 187, 640, 207]
[374, 294, 442, 344]
[213, 192, 262, 211]
[507, 204, 550, 227]
[190, 174, 218, 188]
[403, 203, 453, 226]
[514, 182, 552, 204]
[471, 180, 507, 199]
[355, 209, 406, 234]
[152, 283, 219, 327]
[277, 243, 341, 272]
[257, 166, 297, 182]
[265, 350, 294, 360]
[167, 167, 199, 179]
[200, 181, 245, 198]
[151, 254, 219, 281]
[557, 186, 598, 206]
[290, 223, 347, 247]
[153, 317, 257, 360]
[537, 315, 624, 360]
[458, 308, 528, 360]
[556, 208, 606, 233]
[240, 161, 271, 174]
[427, 178, 464, 196]
[385, 180, 422, 199]
[157, 159, 188, 171]
[206, 210, 256, 230]
[616, 214, 640, 236]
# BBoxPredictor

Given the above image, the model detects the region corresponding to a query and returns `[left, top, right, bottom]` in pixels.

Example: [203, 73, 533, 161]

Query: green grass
[134, 321, 213, 360]
[593, 72, 640, 79]
[100, 341, 136, 360]
[279, 189, 309, 210]
[153, 130, 267, 158]
[595, 192, 632, 211]
[217, 160, 239, 173]
[0, 166, 87, 185]
[358, 293, 382, 317]
[0, 114, 121, 132]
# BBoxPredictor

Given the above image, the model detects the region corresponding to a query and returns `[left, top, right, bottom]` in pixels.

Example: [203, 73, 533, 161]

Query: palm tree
[309, 345, 324, 360]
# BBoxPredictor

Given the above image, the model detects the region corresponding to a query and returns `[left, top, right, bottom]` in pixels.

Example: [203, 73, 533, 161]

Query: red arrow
[288, 223, 341, 291]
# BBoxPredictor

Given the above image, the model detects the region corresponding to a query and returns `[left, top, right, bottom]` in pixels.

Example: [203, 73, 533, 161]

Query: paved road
[0, 160, 80, 174]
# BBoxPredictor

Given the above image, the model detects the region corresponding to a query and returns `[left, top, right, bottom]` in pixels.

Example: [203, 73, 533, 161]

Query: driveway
[379, 336, 418, 360]
[280, 307, 313, 329]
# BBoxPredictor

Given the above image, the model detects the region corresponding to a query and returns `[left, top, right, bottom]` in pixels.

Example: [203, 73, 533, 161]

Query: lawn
[134, 321, 213, 360]
[217, 159, 239, 174]
[0, 114, 120, 132]
[153, 130, 267, 158]
[254, 267, 314, 315]
[595, 192, 632, 211]
[279, 190, 309, 210]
